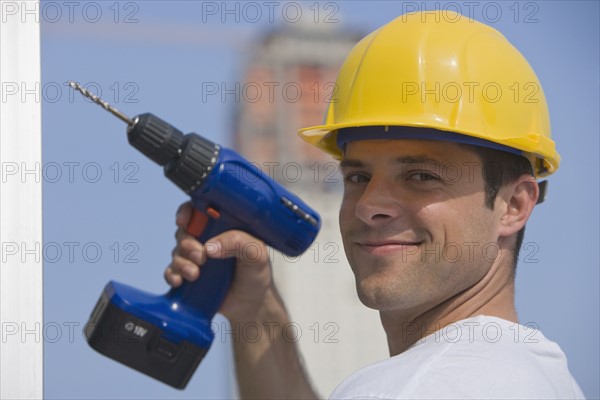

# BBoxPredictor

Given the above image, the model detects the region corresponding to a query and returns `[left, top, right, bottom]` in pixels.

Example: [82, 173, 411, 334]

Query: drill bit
[69, 81, 134, 126]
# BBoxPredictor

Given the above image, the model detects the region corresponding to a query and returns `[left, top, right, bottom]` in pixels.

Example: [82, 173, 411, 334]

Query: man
[165, 11, 583, 399]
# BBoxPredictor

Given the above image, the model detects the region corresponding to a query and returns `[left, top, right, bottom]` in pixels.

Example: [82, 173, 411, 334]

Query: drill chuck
[165, 135, 220, 194]
[128, 113, 220, 193]
[127, 113, 184, 166]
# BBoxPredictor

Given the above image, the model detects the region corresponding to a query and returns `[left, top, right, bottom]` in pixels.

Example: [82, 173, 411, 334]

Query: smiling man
[165, 11, 583, 399]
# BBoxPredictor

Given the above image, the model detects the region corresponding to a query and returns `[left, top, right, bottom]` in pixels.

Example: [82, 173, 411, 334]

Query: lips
[356, 239, 422, 255]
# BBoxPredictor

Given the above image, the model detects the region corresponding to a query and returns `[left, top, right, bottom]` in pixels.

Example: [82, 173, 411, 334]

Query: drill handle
[166, 208, 236, 318]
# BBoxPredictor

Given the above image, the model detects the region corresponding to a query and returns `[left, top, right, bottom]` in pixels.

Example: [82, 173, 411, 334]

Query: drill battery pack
[86, 285, 209, 389]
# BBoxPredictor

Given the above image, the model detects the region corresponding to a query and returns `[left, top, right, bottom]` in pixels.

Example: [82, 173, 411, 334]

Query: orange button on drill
[206, 207, 220, 219]
[187, 207, 221, 237]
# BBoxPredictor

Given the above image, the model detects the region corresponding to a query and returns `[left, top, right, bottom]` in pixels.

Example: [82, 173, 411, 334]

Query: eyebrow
[339, 155, 444, 169]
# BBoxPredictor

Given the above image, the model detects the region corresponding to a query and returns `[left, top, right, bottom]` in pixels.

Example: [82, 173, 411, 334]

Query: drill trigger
[187, 209, 209, 237]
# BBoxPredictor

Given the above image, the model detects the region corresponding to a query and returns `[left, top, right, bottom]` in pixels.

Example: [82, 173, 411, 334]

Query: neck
[381, 256, 518, 356]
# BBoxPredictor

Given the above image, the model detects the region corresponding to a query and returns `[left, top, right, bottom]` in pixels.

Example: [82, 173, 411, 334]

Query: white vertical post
[0, 1, 43, 398]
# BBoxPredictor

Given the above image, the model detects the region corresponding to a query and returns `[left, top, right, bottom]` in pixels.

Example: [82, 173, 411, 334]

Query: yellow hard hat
[298, 11, 559, 177]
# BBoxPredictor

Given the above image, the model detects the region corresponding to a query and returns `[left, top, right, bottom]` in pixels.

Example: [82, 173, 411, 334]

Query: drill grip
[167, 209, 236, 318]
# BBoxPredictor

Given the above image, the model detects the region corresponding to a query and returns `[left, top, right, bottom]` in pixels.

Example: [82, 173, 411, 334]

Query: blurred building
[233, 22, 389, 397]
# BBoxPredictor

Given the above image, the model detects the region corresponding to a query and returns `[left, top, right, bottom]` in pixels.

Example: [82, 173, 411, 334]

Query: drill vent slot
[280, 196, 319, 228]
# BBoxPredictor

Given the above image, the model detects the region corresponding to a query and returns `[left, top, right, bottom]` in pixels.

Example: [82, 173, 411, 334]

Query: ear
[497, 176, 539, 238]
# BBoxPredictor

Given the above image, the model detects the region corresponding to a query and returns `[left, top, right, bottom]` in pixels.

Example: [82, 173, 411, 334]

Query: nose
[354, 176, 402, 225]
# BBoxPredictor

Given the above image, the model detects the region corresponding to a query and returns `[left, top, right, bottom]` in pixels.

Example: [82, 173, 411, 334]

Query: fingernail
[205, 241, 220, 256]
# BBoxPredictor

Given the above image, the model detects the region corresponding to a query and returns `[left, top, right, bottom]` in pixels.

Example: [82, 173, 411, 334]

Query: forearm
[230, 287, 319, 400]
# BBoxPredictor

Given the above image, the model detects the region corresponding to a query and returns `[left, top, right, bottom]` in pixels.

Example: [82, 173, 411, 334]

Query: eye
[344, 172, 370, 184]
[406, 171, 440, 182]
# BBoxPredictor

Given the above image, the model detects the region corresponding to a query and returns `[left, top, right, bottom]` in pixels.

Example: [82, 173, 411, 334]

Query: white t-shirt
[329, 315, 584, 399]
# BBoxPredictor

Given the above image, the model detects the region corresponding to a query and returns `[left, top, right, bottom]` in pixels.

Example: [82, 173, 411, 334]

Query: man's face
[339, 139, 504, 315]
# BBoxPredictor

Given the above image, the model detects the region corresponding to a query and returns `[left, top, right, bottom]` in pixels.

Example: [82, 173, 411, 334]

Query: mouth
[356, 240, 423, 255]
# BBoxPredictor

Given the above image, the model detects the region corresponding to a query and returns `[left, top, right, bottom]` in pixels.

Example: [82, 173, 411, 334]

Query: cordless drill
[70, 82, 321, 389]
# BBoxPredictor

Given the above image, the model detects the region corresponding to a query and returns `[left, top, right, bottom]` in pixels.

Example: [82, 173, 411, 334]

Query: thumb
[205, 230, 269, 267]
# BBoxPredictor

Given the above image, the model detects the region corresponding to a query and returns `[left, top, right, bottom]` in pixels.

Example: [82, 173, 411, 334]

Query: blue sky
[39, 1, 598, 398]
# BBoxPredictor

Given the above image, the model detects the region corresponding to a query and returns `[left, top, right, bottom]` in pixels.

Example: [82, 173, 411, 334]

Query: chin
[348, 250, 433, 311]
[354, 275, 409, 311]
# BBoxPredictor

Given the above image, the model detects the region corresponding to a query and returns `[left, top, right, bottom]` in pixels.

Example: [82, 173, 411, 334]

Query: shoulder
[329, 316, 584, 399]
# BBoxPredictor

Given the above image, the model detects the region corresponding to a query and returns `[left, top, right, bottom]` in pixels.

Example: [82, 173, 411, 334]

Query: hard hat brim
[299, 122, 559, 178]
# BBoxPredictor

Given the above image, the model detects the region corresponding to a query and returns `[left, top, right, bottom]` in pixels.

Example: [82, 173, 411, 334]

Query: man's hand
[164, 201, 275, 322]
[164, 202, 317, 399]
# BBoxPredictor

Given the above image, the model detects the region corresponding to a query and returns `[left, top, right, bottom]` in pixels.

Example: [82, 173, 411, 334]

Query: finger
[175, 227, 201, 243]
[164, 266, 183, 287]
[205, 230, 269, 266]
[175, 202, 193, 229]
[169, 255, 201, 281]
[174, 234, 205, 261]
